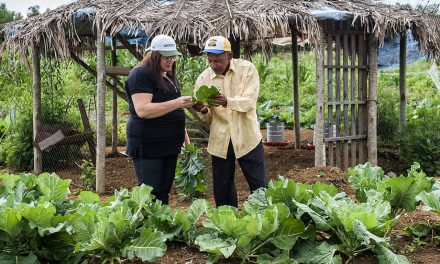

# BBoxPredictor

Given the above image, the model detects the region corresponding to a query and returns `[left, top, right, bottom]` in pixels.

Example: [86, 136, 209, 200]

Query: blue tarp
[378, 30, 426, 69]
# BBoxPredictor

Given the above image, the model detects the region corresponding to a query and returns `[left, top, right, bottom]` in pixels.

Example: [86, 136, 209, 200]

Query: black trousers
[133, 153, 178, 204]
[211, 141, 268, 207]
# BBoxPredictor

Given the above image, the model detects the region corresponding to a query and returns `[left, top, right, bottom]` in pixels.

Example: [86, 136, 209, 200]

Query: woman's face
[160, 55, 176, 73]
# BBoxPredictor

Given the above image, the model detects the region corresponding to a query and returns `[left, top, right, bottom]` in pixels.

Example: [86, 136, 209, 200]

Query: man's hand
[192, 102, 208, 114]
[209, 94, 227, 107]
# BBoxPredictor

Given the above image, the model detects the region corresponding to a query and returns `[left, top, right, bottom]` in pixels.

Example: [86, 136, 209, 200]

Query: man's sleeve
[226, 64, 260, 113]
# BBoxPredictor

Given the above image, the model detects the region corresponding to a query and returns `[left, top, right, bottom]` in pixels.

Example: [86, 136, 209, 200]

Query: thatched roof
[1, 0, 439, 62]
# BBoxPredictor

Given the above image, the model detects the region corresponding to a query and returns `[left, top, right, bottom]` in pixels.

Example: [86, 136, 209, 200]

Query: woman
[125, 34, 193, 204]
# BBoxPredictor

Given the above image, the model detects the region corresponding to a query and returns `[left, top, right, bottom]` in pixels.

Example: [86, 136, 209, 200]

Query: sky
[0, 0, 439, 17]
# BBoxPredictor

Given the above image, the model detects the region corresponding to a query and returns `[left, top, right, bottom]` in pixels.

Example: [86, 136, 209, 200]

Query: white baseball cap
[145, 34, 182, 56]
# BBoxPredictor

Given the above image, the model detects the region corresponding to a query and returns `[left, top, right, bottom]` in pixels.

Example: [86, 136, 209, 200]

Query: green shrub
[377, 95, 399, 146]
[105, 118, 128, 146]
[400, 98, 440, 176]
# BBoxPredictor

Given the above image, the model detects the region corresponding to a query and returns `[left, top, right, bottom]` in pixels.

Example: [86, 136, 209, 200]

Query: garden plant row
[0, 162, 437, 263]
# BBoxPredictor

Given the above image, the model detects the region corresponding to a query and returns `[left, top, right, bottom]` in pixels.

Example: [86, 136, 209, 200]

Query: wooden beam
[77, 99, 96, 164]
[38, 130, 65, 151]
[70, 51, 128, 101]
[32, 43, 42, 174]
[115, 34, 143, 61]
[315, 29, 326, 167]
[111, 40, 118, 155]
[96, 24, 106, 194]
[290, 23, 301, 149]
[106, 66, 132, 76]
[229, 35, 240, 58]
[367, 34, 378, 165]
[399, 31, 407, 133]
[69, 45, 130, 52]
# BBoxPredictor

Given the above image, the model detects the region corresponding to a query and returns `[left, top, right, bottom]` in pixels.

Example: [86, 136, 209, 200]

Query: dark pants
[211, 141, 268, 207]
[133, 153, 178, 204]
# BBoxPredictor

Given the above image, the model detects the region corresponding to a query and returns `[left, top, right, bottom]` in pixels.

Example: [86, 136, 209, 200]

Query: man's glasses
[162, 56, 177, 62]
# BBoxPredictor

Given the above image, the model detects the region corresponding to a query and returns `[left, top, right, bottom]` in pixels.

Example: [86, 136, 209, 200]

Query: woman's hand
[176, 96, 194, 108]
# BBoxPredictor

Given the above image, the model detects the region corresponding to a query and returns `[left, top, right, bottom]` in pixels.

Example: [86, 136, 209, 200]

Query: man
[192, 35, 268, 207]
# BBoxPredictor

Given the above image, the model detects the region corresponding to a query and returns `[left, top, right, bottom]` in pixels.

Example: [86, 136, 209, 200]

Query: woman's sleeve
[128, 68, 155, 95]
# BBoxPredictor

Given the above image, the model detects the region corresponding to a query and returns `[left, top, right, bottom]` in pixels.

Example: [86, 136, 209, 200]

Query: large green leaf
[352, 220, 387, 246]
[36, 173, 70, 202]
[123, 227, 167, 262]
[266, 179, 311, 212]
[417, 191, 440, 214]
[187, 199, 209, 223]
[130, 185, 153, 208]
[374, 244, 411, 264]
[81, 218, 119, 253]
[193, 85, 220, 105]
[21, 202, 58, 235]
[257, 251, 298, 264]
[381, 176, 419, 212]
[270, 217, 305, 250]
[293, 241, 341, 264]
[195, 233, 236, 258]
[76, 191, 100, 204]
[0, 207, 22, 242]
[70, 212, 96, 243]
[0, 253, 38, 264]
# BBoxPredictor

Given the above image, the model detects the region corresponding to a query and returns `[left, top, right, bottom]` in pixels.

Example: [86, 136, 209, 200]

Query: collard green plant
[79, 159, 95, 191]
[192, 85, 220, 106]
[348, 162, 388, 203]
[175, 144, 207, 200]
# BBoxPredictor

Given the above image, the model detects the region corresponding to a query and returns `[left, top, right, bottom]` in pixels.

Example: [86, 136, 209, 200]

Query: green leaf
[257, 251, 299, 264]
[404, 223, 430, 237]
[195, 233, 236, 258]
[21, 202, 58, 235]
[187, 199, 209, 223]
[193, 85, 220, 105]
[0, 207, 22, 242]
[36, 173, 71, 202]
[0, 253, 39, 264]
[70, 212, 96, 243]
[352, 220, 387, 246]
[77, 191, 100, 204]
[130, 184, 153, 208]
[123, 227, 167, 262]
[382, 176, 419, 212]
[293, 241, 341, 264]
[374, 244, 411, 264]
[417, 191, 440, 214]
[271, 217, 305, 250]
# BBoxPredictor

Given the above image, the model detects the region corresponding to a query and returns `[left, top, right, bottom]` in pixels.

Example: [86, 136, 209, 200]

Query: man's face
[207, 52, 233, 75]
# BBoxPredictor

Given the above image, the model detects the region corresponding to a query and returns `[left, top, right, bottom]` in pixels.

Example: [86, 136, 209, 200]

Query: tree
[27, 5, 40, 17]
[0, 3, 22, 25]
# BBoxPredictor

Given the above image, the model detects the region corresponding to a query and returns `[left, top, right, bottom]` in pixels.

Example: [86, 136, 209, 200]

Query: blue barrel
[266, 122, 285, 142]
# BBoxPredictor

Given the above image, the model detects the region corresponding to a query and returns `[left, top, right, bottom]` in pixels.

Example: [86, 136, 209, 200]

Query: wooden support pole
[70, 51, 128, 101]
[111, 39, 118, 154]
[96, 24, 106, 193]
[315, 31, 326, 167]
[290, 23, 301, 149]
[77, 99, 96, 164]
[115, 34, 143, 61]
[32, 44, 42, 174]
[229, 35, 240, 59]
[399, 31, 407, 133]
[367, 34, 378, 165]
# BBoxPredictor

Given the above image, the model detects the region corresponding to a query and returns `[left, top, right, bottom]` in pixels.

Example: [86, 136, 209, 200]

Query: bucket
[266, 122, 285, 142]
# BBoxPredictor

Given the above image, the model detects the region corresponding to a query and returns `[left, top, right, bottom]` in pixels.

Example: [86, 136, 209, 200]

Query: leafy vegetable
[175, 144, 207, 200]
[193, 85, 220, 105]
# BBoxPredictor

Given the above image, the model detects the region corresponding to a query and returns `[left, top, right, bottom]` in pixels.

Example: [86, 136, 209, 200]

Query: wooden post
[111, 39, 118, 155]
[315, 30, 326, 167]
[399, 31, 407, 133]
[32, 44, 42, 174]
[96, 23, 106, 193]
[367, 34, 378, 165]
[229, 35, 240, 59]
[77, 99, 96, 164]
[290, 23, 301, 149]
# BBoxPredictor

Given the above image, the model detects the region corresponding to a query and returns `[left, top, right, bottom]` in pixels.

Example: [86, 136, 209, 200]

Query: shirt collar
[209, 58, 236, 79]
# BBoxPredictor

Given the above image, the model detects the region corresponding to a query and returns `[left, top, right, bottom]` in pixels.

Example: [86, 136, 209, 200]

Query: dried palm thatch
[0, 0, 439, 62]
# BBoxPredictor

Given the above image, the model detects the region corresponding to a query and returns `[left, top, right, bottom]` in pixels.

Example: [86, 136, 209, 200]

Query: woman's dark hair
[136, 51, 179, 92]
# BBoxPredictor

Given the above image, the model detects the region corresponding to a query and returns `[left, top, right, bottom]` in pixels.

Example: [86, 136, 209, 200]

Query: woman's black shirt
[125, 67, 185, 158]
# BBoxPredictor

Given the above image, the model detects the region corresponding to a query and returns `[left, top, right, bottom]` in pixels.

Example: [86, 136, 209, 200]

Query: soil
[20, 129, 440, 263]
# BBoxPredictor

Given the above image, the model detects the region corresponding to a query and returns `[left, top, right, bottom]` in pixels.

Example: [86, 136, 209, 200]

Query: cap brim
[158, 50, 182, 56]
[202, 49, 225, 54]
